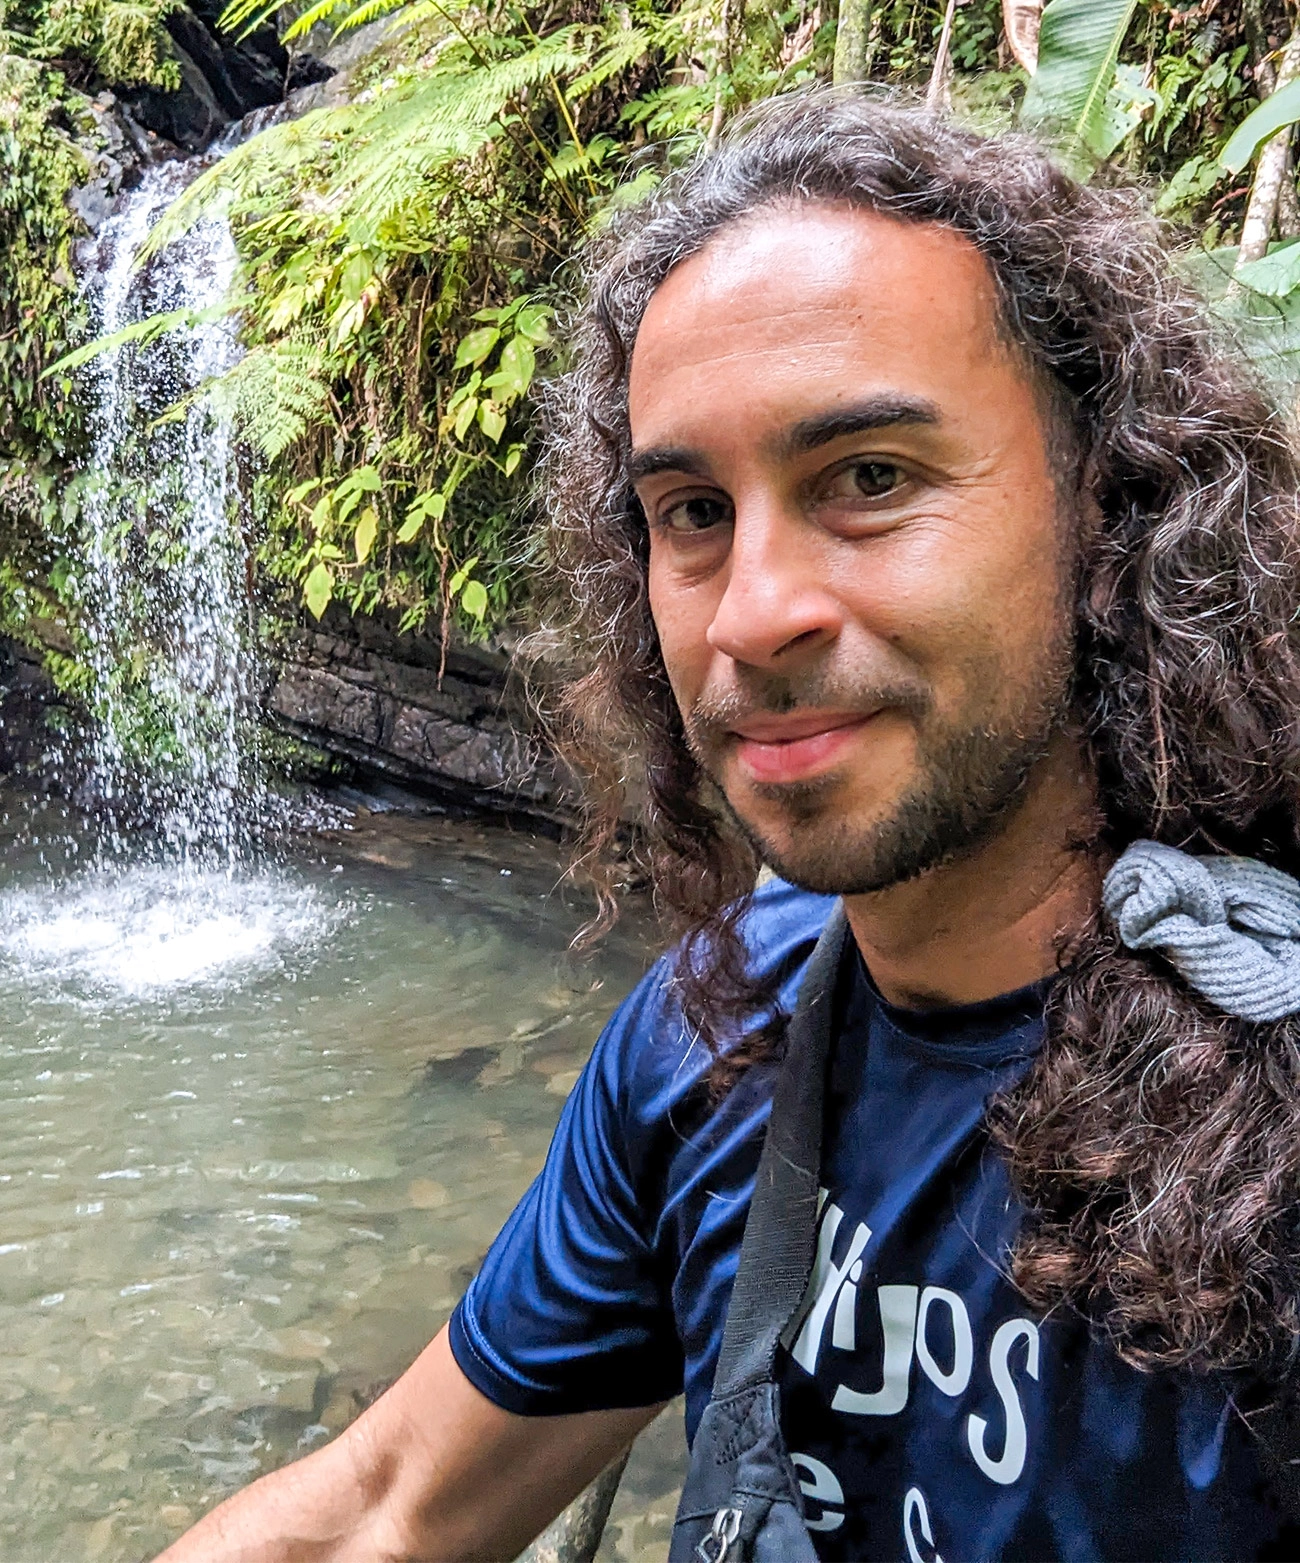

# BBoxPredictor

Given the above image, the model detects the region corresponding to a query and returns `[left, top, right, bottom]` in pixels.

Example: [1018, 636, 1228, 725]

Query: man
[160, 91, 1300, 1561]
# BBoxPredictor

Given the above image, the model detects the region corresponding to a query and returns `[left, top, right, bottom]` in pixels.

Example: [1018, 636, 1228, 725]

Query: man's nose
[706, 503, 843, 667]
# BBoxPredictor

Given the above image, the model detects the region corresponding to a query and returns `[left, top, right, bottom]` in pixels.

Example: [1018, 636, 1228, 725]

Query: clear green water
[0, 801, 685, 1562]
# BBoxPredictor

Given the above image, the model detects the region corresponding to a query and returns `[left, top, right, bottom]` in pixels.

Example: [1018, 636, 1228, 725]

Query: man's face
[628, 202, 1078, 895]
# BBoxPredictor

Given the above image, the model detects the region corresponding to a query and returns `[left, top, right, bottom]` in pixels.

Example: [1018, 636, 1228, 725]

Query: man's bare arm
[155, 1324, 666, 1563]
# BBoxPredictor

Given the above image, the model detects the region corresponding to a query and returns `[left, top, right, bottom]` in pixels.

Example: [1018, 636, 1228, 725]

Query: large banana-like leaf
[1021, 0, 1139, 164]
[1220, 77, 1300, 175]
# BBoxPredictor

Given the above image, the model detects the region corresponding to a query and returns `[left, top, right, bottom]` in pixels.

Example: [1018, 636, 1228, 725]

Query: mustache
[686, 670, 932, 737]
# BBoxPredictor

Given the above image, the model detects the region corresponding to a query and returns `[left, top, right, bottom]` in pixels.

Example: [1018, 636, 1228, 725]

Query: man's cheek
[650, 614, 707, 720]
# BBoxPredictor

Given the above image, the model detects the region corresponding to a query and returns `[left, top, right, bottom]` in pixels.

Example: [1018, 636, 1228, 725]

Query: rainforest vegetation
[3, 0, 1300, 684]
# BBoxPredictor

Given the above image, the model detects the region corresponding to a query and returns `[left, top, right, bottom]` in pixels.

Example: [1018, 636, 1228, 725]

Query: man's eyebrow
[626, 445, 711, 483]
[776, 396, 942, 458]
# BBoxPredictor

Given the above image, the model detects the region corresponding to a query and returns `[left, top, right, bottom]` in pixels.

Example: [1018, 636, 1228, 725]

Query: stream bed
[0, 796, 685, 1561]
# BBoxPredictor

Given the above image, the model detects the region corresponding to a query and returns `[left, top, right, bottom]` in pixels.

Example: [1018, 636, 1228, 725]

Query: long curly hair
[527, 88, 1300, 1373]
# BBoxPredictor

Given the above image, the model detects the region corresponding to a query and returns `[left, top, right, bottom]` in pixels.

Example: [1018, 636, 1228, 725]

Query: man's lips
[726, 709, 879, 785]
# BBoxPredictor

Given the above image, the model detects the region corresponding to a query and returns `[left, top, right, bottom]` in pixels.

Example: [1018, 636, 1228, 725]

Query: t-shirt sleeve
[448, 963, 686, 1416]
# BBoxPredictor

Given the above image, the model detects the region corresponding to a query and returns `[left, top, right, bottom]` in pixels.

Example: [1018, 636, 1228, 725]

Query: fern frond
[330, 27, 596, 230]
[327, 0, 411, 37]
[280, 0, 357, 40]
[138, 104, 352, 260]
[207, 337, 334, 460]
[44, 297, 244, 375]
[215, 0, 279, 40]
[568, 27, 649, 100]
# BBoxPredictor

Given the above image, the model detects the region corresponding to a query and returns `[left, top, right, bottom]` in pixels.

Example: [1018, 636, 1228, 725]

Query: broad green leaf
[513, 305, 552, 345]
[454, 326, 500, 369]
[1180, 245, 1300, 389]
[1220, 77, 1300, 175]
[478, 400, 507, 442]
[331, 295, 372, 346]
[338, 250, 374, 303]
[499, 336, 535, 394]
[304, 562, 334, 620]
[396, 515, 423, 543]
[504, 444, 523, 476]
[453, 396, 478, 440]
[1088, 64, 1158, 162]
[354, 506, 379, 564]
[352, 466, 382, 492]
[1021, 0, 1140, 164]
[1235, 239, 1300, 299]
[446, 372, 482, 412]
[460, 579, 489, 621]
[407, 491, 447, 523]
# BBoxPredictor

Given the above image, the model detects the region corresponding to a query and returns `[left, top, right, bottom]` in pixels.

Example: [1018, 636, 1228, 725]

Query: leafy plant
[1021, 0, 1140, 166]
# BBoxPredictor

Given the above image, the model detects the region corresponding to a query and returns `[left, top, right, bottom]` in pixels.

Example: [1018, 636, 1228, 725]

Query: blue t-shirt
[449, 880, 1292, 1561]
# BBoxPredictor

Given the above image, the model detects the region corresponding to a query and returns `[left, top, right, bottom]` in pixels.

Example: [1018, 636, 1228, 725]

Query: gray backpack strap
[669, 905, 849, 1563]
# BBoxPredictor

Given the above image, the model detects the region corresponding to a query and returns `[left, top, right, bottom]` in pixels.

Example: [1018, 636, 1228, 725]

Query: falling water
[78, 148, 254, 862]
[0, 133, 344, 1004]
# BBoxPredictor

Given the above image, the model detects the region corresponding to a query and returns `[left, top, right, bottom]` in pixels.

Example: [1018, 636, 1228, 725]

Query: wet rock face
[123, 2, 332, 152]
[266, 616, 578, 827]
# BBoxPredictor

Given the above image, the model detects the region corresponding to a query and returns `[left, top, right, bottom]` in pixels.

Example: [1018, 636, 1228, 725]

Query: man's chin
[724, 794, 920, 898]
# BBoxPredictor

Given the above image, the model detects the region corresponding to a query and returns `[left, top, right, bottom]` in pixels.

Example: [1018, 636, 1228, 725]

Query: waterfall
[0, 126, 358, 1006]
[77, 146, 257, 863]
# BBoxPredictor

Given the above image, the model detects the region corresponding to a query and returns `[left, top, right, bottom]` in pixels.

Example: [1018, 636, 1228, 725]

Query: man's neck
[841, 735, 1102, 1010]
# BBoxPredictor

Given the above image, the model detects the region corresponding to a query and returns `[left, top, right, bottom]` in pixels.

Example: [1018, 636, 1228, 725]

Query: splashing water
[0, 862, 348, 1003]
[78, 151, 254, 862]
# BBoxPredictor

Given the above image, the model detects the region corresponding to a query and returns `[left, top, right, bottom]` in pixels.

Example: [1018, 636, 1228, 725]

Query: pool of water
[0, 797, 686, 1562]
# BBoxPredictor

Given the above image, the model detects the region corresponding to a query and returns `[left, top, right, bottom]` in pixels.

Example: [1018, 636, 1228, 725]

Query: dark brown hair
[527, 88, 1300, 1372]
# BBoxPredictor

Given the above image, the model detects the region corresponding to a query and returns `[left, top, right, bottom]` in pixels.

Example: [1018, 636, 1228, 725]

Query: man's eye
[659, 494, 733, 533]
[827, 460, 906, 502]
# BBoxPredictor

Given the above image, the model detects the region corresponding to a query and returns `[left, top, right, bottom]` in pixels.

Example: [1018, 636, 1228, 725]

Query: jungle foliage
[4, 0, 1300, 658]
[0, 0, 184, 672]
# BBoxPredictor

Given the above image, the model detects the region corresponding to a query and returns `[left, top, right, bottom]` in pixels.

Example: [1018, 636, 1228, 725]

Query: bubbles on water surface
[0, 864, 352, 1002]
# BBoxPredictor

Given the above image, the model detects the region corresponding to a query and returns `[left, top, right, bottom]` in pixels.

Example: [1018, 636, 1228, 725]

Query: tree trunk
[1244, 0, 1276, 95]
[927, 0, 961, 111]
[1001, 0, 1042, 74]
[833, 0, 875, 85]
[1235, 22, 1300, 275]
[1281, 144, 1300, 239]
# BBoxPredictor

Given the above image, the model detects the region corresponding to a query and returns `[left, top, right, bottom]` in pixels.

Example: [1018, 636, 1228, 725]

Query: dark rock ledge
[264, 613, 579, 828]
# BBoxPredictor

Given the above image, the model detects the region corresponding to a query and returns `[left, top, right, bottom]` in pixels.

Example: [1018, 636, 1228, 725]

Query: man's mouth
[726, 709, 879, 786]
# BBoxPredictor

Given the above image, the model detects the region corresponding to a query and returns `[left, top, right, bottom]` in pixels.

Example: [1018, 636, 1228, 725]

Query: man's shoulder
[592, 878, 839, 1111]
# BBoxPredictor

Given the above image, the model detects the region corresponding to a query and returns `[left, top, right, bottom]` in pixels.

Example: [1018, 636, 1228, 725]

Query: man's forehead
[634, 203, 1000, 350]
[626, 202, 1012, 451]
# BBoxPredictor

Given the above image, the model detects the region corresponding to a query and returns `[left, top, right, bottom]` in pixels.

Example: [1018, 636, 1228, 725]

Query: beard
[682, 645, 1073, 898]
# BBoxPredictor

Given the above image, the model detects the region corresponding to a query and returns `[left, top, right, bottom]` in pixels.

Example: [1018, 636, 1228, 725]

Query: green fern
[211, 337, 334, 461]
